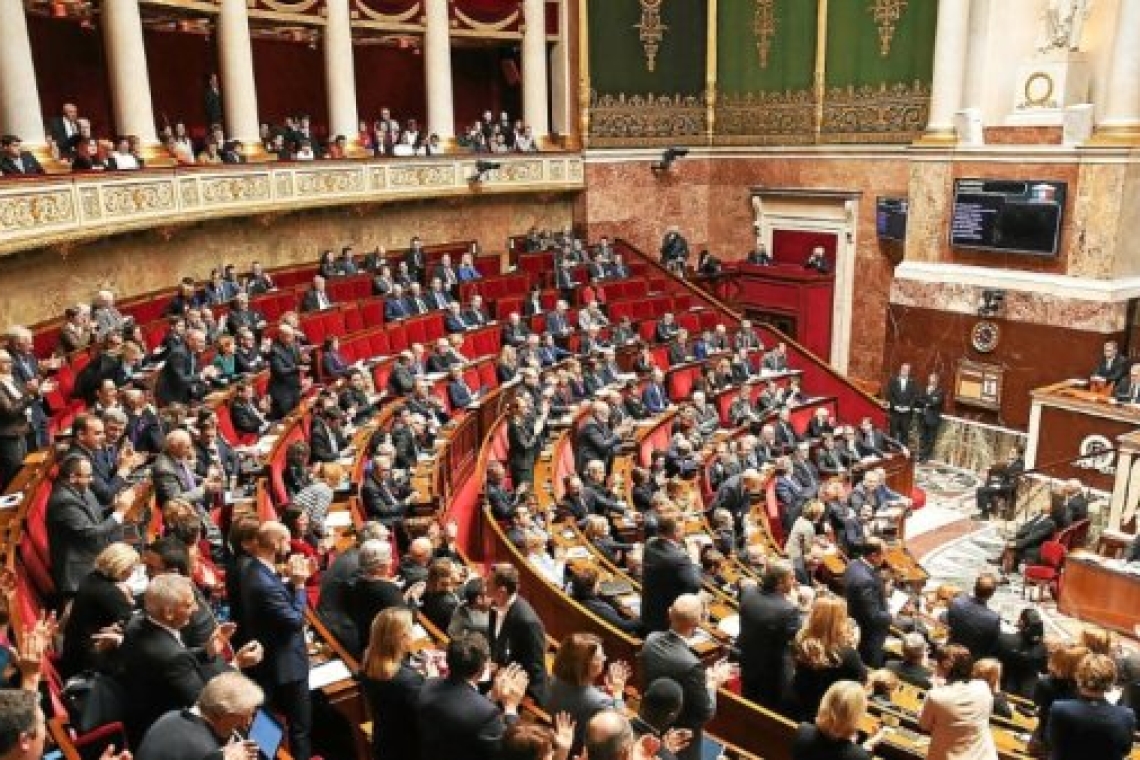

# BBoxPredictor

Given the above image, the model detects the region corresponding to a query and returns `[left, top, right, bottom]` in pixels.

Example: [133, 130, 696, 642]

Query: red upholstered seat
[1023, 540, 1066, 600]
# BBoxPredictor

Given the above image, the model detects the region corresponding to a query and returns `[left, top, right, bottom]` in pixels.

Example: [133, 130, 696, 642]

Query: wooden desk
[1058, 553, 1140, 636]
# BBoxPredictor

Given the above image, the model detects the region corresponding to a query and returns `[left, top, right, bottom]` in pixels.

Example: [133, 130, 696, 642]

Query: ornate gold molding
[634, 0, 667, 72]
[753, 0, 777, 69]
[820, 80, 929, 143]
[588, 91, 707, 147]
[867, 0, 908, 57]
[0, 155, 585, 258]
[714, 89, 816, 145]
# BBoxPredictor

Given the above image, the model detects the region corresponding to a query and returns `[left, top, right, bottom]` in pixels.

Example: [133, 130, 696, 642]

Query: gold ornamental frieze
[588, 91, 706, 147]
[0, 190, 75, 232]
[820, 80, 929, 143]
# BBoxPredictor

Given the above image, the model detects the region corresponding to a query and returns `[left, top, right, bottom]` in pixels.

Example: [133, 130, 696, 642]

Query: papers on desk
[717, 614, 740, 640]
[325, 511, 354, 529]
[309, 659, 352, 690]
[888, 589, 911, 616]
[412, 623, 429, 642]
[0, 493, 23, 510]
[684, 628, 713, 649]
[564, 547, 591, 560]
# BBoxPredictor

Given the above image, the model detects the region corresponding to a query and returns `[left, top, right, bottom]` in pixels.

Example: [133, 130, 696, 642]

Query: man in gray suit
[46, 453, 133, 598]
[638, 594, 734, 760]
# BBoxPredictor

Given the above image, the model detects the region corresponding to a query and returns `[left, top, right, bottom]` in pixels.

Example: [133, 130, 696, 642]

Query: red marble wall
[578, 155, 910, 388]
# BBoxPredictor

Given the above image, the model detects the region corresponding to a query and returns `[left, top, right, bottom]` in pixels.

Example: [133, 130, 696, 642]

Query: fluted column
[0, 0, 48, 154]
[521, 0, 549, 144]
[1091, 0, 1140, 145]
[102, 0, 165, 159]
[917, 0, 971, 145]
[324, 0, 362, 154]
[423, 0, 455, 140]
[218, 0, 264, 153]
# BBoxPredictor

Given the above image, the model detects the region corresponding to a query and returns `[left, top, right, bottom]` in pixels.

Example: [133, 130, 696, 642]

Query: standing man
[203, 73, 223, 130]
[639, 595, 734, 760]
[155, 329, 215, 407]
[268, 325, 306, 418]
[946, 573, 1001, 659]
[738, 561, 801, 710]
[487, 563, 549, 705]
[659, 227, 690, 277]
[885, 363, 918, 445]
[844, 537, 892, 667]
[915, 372, 945, 463]
[1092, 340, 1130, 387]
[239, 521, 314, 760]
[642, 512, 702, 634]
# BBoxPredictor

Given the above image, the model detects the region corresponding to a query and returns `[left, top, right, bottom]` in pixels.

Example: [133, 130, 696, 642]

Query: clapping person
[548, 633, 631, 750]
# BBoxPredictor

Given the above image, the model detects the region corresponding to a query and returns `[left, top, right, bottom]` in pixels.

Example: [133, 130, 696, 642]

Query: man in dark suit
[844, 538, 892, 667]
[48, 102, 81, 155]
[854, 416, 895, 458]
[885, 363, 919, 443]
[738, 561, 800, 710]
[487, 563, 549, 704]
[655, 313, 680, 344]
[976, 446, 1025, 519]
[1092, 340, 1130, 387]
[46, 454, 132, 598]
[500, 313, 530, 348]
[0, 135, 44, 176]
[1114, 363, 1140, 404]
[386, 351, 417, 397]
[239, 521, 313, 760]
[639, 594, 733, 760]
[1057, 479, 1089, 526]
[641, 514, 702, 633]
[268, 325, 306, 418]
[710, 469, 763, 533]
[203, 73, 223, 128]
[119, 574, 262, 746]
[659, 227, 690, 276]
[507, 395, 548, 487]
[156, 329, 213, 407]
[886, 633, 934, 690]
[359, 457, 410, 529]
[1005, 501, 1057, 570]
[576, 401, 623, 474]
[804, 246, 830, 274]
[135, 671, 265, 760]
[946, 573, 1001, 658]
[123, 388, 167, 454]
[485, 461, 523, 521]
[416, 632, 528, 760]
[299, 276, 333, 312]
[67, 413, 136, 507]
[308, 405, 347, 463]
[405, 236, 426, 282]
[642, 369, 670, 415]
[446, 365, 477, 411]
[915, 372, 944, 462]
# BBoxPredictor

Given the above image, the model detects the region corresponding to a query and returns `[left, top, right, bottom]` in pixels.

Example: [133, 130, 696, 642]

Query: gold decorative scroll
[867, 0, 907, 57]
[753, 0, 777, 69]
[714, 89, 815, 145]
[588, 90, 706, 147]
[453, 6, 520, 32]
[256, 0, 320, 14]
[352, 0, 421, 24]
[635, 0, 667, 72]
[820, 80, 929, 143]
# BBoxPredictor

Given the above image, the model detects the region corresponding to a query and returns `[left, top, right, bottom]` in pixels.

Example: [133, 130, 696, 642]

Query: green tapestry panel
[588, 0, 709, 146]
[821, 0, 936, 143]
[718, 0, 816, 95]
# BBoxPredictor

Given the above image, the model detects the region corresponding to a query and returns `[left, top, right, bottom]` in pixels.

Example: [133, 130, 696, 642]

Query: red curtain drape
[354, 45, 427, 127]
[144, 29, 216, 137]
[453, 0, 520, 23]
[251, 38, 329, 135]
[27, 16, 115, 140]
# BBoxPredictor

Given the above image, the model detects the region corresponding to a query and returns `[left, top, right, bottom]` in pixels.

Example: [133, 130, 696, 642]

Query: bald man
[638, 595, 733, 760]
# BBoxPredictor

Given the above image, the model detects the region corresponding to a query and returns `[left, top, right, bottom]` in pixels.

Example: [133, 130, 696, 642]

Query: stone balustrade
[0, 152, 584, 256]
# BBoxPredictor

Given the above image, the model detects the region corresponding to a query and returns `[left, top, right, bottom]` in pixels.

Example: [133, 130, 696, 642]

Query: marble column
[324, 0, 363, 154]
[102, 0, 166, 159]
[0, 0, 48, 155]
[423, 0, 455, 141]
[1091, 0, 1140, 145]
[218, 0, 265, 156]
[521, 0, 549, 144]
[918, 0, 971, 144]
[960, 0, 991, 113]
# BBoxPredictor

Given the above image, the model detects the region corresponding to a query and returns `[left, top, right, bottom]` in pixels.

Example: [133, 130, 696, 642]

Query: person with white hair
[135, 671, 265, 760]
[91, 290, 125, 340]
[119, 573, 263, 745]
[268, 323, 307, 417]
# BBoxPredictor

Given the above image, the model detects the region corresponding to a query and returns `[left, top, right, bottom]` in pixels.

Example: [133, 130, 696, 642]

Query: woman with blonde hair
[1030, 644, 1088, 754]
[972, 658, 1012, 719]
[790, 596, 867, 719]
[792, 680, 880, 760]
[360, 607, 426, 760]
[60, 542, 139, 677]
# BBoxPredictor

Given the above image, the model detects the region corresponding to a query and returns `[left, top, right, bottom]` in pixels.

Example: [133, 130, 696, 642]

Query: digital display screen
[950, 179, 1066, 256]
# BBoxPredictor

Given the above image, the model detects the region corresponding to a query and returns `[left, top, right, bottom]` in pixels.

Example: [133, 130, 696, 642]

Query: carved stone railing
[0, 153, 585, 256]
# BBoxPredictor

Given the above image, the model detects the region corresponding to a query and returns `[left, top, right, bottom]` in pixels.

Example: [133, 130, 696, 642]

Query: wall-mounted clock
[970, 320, 1001, 353]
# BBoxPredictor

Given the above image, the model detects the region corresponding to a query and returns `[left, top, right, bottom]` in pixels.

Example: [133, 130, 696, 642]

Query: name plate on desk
[955, 359, 1003, 411]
